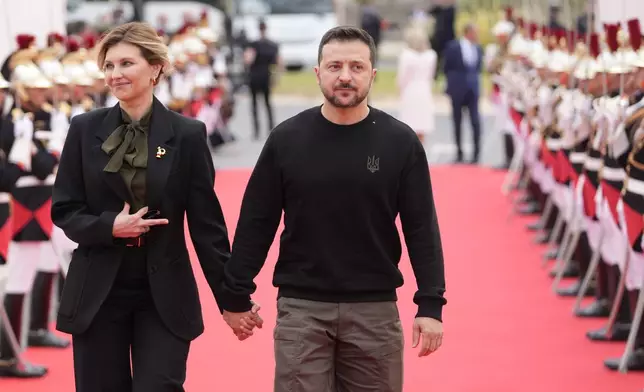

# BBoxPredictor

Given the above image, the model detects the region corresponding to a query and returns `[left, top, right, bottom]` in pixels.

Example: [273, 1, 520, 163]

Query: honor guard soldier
[596, 23, 637, 340]
[601, 17, 644, 371]
[61, 40, 96, 118]
[6, 60, 69, 351]
[0, 72, 48, 378]
[571, 33, 618, 319]
[486, 14, 516, 170]
[167, 51, 192, 113]
[0, 75, 15, 265]
[578, 24, 633, 345]
[560, 37, 600, 301]
[576, 29, 631, 341]
[46, 32, 66, 57]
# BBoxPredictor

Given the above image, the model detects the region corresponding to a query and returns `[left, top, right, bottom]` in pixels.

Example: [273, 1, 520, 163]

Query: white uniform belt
[626, 177, 644, 195]
[15, 174, 56, 188]
[546, 139, 562, 149]
[584, 157, 602, 171]
[570, 152, 586, 163]
[34, 130, 52, 140]
[602, 166, 625, 181]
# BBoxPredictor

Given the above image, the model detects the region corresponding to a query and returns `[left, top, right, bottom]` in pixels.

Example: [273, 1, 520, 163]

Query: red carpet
[3, 166, 644, 391]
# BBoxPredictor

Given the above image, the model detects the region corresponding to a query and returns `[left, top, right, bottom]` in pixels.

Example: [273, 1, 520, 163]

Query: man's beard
[321, 82, 370, 108]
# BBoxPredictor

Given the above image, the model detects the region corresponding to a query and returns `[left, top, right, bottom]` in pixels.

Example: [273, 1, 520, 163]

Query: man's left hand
[223, 302, 263, 341]
[412, 317, 443, 357]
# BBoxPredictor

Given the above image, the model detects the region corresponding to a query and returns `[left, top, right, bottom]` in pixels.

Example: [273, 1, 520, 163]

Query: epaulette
[58, 101, 71, 117]
[168, 99, 187, 111]
[626, 106, 644, 142]
[623, 137, 644, 195]
[81, 96, 94, 111]
[11, 108, 23, 121]
[196, 53, 210, 66]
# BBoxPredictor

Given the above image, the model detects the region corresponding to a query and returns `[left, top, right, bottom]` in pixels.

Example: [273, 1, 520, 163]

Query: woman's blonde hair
[96, 22, 171, 84]
[404, 25, 430, 52]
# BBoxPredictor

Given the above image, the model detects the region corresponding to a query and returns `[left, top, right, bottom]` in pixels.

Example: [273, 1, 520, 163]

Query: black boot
[549, 262, 579, 278]
[0, 294, 48, 378]
[493, 134, 514, 170]
[575, 298, 611, 318]
[604, 348, 644, 371]
[0, 361, 47, 378]
[28, 272, 69, 349]
[586, 323, 631, 342]
[556, 279, 595, 297]
[587, 294, 632, 341]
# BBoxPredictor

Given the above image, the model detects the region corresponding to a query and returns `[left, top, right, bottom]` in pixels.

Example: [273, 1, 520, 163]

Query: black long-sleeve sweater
[218, 106, 447, 320]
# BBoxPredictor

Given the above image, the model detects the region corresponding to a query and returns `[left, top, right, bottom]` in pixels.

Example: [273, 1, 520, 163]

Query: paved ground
[212, 93, 502, 170]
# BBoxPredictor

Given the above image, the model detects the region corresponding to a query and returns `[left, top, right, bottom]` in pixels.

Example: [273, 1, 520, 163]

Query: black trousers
[72, 248, 190, 392]
[249, 78, 274, 137]
[451, 90, 481, 161]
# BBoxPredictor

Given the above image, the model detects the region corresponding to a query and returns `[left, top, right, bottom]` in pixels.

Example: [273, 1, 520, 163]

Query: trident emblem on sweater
[156, 146, 166, 159]
[367, 156, 379, 173]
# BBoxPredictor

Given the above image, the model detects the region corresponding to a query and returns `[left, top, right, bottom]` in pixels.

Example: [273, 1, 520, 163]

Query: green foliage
[273, 69, 398, 98]
[456, 8, 501, 47]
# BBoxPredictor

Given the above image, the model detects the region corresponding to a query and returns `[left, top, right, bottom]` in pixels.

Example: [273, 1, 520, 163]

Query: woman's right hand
[112, 203, 169, 238]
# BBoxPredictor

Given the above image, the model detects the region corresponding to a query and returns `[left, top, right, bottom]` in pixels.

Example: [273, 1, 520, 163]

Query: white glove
[8, 115, 34, 172]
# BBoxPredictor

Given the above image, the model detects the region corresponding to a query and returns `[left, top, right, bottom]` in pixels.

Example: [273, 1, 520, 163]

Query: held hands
[223, 302, 264, 341]
[112, 203, 169, 238]
[412, 317, 443, 357]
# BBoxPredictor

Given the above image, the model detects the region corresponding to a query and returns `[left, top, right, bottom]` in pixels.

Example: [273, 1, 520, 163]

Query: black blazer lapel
[94, 103, 133, 204]
[145, 97, 175, 210]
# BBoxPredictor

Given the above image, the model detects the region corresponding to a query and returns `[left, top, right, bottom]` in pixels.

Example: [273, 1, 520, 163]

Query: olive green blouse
[101, 107, 152, 212]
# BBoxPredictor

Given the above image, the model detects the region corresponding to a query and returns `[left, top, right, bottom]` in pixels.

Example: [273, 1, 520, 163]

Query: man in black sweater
[219, 26, 446, 391]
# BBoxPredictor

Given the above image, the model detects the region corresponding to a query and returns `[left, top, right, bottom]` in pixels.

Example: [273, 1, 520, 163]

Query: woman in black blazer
[51, 22, 260, 391]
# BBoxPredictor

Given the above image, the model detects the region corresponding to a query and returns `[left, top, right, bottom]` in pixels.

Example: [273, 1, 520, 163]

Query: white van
[230, 0, 338, 70]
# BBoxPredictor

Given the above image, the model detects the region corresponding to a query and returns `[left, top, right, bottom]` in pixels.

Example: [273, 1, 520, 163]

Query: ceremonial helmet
[81, 35, 105, 80]
[492, 19, 514, 38]
[508, 18, 530, 58]
[65, 63, 94, 88]
[46, 32, 67, 58]
[37, 46, 66, 82]
[573, 33, 601, 81]
[182, 35, 207, 55]
[528, 24, 549, 69]
[0, 74, 9, 90]
[13, 60, 52, 92]
[8, 34, 38, 72]
[11, 49, 41, 81]
[61, 37, 87, 65]
[547, 29, 574, 75]
[626, 19, 644, 68]
[609, 29, 634, 75]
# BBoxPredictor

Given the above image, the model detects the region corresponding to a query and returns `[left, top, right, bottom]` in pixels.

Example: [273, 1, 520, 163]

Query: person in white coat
[397, 25, 437, 144]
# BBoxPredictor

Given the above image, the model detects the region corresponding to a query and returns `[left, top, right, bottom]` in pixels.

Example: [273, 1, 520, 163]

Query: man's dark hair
[317, 26, 377, 65]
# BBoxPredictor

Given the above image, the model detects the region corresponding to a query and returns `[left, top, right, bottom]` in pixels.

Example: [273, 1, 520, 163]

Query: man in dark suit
[442, 22, 483, 164]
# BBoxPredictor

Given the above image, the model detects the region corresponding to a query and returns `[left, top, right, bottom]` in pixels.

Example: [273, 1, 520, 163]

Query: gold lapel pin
[156, 146, 166, 159]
